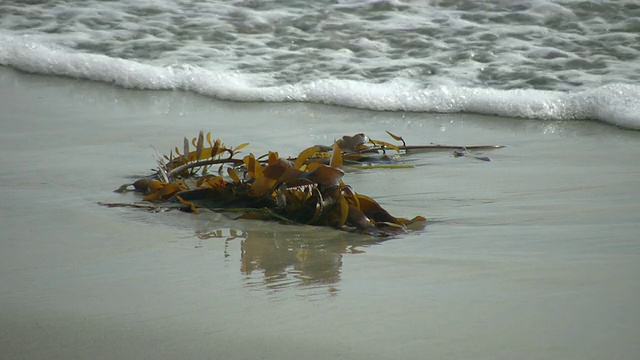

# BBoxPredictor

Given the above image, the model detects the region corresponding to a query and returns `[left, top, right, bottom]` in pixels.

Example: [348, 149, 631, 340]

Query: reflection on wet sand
[196, 227, 375, 292]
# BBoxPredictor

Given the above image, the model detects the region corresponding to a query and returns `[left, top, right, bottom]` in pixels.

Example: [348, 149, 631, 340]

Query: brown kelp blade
[302, 165, 344, 187]
[263, 158, 344, 187]
[337, 133, 368, 153]
[354, 193, 403, 225]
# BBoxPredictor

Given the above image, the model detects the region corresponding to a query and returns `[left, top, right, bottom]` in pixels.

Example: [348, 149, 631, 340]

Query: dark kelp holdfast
[104, 131, 503, 237]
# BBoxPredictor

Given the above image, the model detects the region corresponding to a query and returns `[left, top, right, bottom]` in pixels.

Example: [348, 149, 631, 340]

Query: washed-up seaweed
[106, 131, 503, 237]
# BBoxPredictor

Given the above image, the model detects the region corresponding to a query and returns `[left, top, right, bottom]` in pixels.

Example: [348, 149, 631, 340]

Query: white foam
[1, 34, 639, 130]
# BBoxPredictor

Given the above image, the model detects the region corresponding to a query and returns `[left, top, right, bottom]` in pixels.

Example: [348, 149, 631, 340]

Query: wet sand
[1, 67, 639, 359]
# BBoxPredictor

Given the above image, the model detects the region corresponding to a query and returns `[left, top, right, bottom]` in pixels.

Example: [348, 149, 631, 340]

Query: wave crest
[2, 34, 638, 130]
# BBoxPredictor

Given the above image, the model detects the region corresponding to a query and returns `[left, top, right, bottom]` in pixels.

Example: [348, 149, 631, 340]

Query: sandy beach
[1, 67, 639, 359]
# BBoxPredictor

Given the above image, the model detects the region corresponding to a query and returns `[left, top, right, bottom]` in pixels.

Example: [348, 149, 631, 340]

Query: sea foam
[2, 34, 639, 130]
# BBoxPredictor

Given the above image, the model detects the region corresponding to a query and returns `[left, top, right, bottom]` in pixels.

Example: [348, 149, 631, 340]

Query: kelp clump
[114, 131, 427, 237]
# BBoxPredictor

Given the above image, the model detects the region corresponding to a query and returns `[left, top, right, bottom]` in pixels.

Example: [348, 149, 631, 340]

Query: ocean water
[1, 0, 639, 129]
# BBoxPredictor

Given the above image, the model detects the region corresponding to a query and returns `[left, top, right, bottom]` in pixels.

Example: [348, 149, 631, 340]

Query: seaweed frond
[108, 131, 503, 237]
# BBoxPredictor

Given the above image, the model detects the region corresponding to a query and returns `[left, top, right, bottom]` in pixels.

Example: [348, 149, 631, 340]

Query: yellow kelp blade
[227, 167, 241, 183]
[330, 142, 343, 168]
[243, 153, 263, 179]
[176, 195, 200, 214]
[267, 151, 279, 165]
[175, 178, 191, 190]
[196, 175, 225, 188]
[206, 132, 213, 147]
[385, 130, 406, 146]
[234, 143, 250, 153]
[369, 139, 400, 153]
[143, 183, 184, 201]
[294, 146, 322, 169]
[248, 168, 278, 197]
[304, 161, 323, 172]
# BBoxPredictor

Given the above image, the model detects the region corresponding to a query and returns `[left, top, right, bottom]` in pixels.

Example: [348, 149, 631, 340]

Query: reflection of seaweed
[196, 228, 377, 290]
[240, 233, 344, 286]
[195, 228, 245, 257]
[108, 131, 502, 237]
